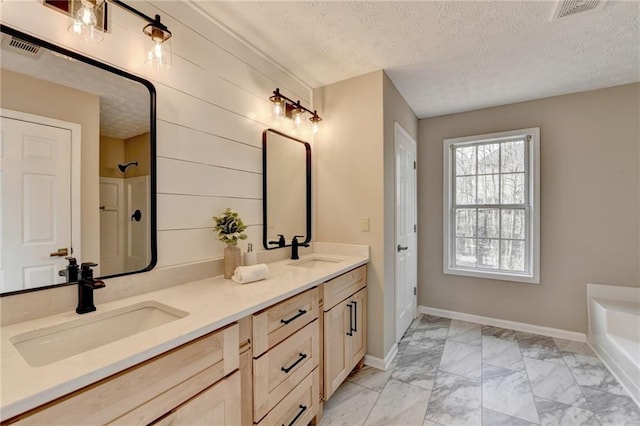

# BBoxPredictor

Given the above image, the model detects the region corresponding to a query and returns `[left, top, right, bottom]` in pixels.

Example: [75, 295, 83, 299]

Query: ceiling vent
[552, 0, 606, 20]
[1, 35, 43, 59]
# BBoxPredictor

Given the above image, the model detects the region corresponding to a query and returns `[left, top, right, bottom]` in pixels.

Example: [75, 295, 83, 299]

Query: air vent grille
[1, 36, 42, 58]
[552, 0, 606, 20]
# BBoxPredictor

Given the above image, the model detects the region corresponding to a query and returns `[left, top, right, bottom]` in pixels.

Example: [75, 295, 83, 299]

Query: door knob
[131, 209, 142, 222]
[50, 248, 69, 257]
[397, 244, 408, 252]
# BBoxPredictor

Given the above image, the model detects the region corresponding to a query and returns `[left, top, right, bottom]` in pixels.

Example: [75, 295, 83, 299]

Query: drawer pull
[281, 309, 307, 325]
[352, 300, 358, 332]
[283, 404, 307, 426]
[281, 353, 307, 373]
[346, 303, 353, 336]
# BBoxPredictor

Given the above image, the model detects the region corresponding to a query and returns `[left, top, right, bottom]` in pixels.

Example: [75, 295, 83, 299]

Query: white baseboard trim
[364, 343, 398, 371]
[418, 305, 586, 342]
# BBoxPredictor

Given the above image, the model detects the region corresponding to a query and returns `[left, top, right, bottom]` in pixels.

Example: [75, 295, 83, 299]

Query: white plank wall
[0, 0, 313, 269]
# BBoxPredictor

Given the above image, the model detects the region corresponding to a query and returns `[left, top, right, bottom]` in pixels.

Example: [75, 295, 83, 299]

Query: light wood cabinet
[5, 324, 240, 426]
[252, 287, 320, 425]
[153, 371, 241, 426]
[322, 266, 368, 401]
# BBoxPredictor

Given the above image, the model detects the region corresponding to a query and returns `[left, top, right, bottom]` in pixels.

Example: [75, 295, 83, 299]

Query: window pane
[501, 173, 525, 204]
[455, 209, 476, 237]
[456, 176, 476, 205]
[501, 209, 526, 240]
[478, 239, 499, 269]
[501, 140, 525, 173]
[455, 238, 476, 267]
[478, 143, 500, 174]
[478, 208, 499, 238]
[478, 174, 499, 204]
[500, 240, 525, 271]
[455, 146, 476, 176]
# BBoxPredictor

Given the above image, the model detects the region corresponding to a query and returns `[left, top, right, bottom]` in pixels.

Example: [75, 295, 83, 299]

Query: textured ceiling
[193, 0, 640, 118]
[1, 35, 149, 140]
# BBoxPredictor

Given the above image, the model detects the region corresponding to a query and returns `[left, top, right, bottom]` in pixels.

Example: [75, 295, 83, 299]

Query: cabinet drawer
[323, 266, 366, 310]
[253, 287, 319, 357]
[253, 320, 319, 421]
[9, 324, 239, 425]
[256, 369, 319, 426]
[153, 371, 241, 426]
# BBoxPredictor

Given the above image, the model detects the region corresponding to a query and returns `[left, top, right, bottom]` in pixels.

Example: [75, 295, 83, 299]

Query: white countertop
[0, 248, 368, 420]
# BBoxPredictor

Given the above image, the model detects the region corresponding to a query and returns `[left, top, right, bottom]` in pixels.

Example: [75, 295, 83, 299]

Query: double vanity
[0, 245, 369, 425]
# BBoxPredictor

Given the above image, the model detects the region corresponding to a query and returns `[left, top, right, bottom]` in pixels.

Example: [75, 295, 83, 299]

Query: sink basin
[289, 257, 344, 268]
[10, 301, 189, 367]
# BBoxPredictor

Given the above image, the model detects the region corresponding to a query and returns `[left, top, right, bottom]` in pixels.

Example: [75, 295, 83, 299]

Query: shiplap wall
[1, 0, 313, 269]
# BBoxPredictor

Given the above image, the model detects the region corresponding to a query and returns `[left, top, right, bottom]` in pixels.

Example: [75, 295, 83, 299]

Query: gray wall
[418, 83, 640, 333]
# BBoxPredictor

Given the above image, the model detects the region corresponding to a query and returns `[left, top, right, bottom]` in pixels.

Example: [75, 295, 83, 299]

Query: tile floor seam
[515, 334, 541, 425]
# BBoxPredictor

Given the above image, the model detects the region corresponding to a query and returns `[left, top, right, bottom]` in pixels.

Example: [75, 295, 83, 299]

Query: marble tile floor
[320, 314, 640, 426]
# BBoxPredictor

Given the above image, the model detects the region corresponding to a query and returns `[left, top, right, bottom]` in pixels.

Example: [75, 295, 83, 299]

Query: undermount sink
[10, 301, 189, 367]
[289, 257, 344, 268]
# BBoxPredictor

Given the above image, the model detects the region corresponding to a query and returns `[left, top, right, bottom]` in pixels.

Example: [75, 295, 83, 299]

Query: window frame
[443, 128, 540, 284]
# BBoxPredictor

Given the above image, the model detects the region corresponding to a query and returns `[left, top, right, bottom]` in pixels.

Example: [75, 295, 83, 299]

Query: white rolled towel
[232, 264, 269, 284]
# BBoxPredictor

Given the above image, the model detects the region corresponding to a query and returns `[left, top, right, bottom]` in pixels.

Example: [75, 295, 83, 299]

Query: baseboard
[418, 305, 586, 342]
[364, 343, 398, 371]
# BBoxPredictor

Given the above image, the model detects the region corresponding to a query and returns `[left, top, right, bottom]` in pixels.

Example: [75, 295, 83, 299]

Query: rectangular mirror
[0, 25, 156, 295]
[262, 129, 311, 249]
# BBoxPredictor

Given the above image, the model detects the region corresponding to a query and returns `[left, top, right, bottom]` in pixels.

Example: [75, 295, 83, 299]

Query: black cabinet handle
[346, 303, 353, 336]
[281, 353, 307, 373]
[281, 309, 307, 325]
[282, 404, 307, 426]
[352, 300, 358, 332]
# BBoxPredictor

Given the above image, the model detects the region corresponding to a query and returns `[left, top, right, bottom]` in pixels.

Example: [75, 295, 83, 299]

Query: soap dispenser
[245, 243, 257, 266]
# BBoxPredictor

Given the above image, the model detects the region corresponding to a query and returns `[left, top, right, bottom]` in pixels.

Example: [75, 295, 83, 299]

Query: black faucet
[59, 257, 80, 283]
[291, 235, 310, 260]
[76, 262, 105, 314]
[269, 234, 286, 248]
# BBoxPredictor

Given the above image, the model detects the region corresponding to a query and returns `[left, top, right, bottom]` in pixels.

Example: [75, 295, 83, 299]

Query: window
[443, 128, 540, 283]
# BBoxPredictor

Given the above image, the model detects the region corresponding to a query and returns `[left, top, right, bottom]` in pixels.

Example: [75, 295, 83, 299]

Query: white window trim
[443, 127, 540, 284]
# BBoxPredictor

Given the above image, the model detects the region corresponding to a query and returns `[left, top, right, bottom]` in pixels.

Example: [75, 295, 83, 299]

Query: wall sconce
[63, 0, 172, 69]
[269, 88, 322, 134]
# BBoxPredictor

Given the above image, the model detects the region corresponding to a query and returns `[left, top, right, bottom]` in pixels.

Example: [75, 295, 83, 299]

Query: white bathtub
[587, 283, 640, 406]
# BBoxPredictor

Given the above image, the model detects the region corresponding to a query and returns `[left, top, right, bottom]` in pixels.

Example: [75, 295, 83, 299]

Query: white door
[100, 177, 124, 276]
[0, 116, 72, 292]
[124, 175, 149, 272]
[395, 122, 418, 342]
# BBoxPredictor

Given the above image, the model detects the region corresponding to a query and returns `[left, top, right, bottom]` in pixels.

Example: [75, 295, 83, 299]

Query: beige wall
[1, 68, 100, 264]
[314, 70, 418, 360]
[125, 132, 150, 178]
[100, 135, 125, 178]
[418, 83, 640, 333]
[382, 73, 419, 353]
[314, 71, 386, 358]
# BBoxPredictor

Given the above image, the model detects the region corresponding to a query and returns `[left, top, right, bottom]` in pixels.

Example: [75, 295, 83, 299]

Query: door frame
[394, 121, 418, 343]
[1, 108, 82, 261]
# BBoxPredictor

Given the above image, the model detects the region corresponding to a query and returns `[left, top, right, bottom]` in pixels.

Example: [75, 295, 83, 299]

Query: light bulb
[293, 109, 304, 129]
[145, 37, 172, 69]
[273, 99, 284, 118]
[312, 122, 320, 135]
[68, 0, 103, 43]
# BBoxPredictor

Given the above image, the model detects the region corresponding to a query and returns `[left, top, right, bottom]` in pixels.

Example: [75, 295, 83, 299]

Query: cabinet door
[348, 288, 367, 367]
[323, 301, 351, 400]
[154, 372, 240, 426]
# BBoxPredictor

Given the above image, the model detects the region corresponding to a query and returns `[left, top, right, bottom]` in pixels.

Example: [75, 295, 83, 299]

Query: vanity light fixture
[269, 88, 322, 134]
[65, 0, 173, 69]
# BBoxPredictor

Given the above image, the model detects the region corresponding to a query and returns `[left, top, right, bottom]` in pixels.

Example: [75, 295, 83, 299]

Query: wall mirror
[0, 25, 156, 295]
[262, 129, 311, 249]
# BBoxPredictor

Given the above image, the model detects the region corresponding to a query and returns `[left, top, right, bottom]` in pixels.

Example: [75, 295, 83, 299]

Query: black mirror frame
[0, 25, 157, 296]
[262, 129, 312, 250]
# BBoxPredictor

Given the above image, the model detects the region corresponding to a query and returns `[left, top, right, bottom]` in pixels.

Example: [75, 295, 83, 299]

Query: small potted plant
[213, 208, 248, 278]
